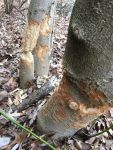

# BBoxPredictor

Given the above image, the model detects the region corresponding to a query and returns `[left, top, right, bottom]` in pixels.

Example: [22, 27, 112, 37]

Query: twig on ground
[11, 76, 57, 112]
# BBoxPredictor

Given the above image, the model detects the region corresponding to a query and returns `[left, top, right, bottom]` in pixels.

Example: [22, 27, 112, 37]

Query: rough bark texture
[37, 0, 113, 139]
[64, 0, 113, 103]
[19, 0, 56, 88]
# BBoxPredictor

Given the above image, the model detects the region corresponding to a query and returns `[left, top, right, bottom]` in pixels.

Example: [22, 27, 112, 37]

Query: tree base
[37, 72, 112, 139]
[19, 52, 34, 89]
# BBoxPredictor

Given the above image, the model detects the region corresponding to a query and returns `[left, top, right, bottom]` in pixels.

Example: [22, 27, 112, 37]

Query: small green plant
[0, 109, 56, 150]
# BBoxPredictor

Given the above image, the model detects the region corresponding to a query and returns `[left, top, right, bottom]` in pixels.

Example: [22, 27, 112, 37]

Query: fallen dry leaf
[4, 77, 18, 91]
[0, 136, 11, 148]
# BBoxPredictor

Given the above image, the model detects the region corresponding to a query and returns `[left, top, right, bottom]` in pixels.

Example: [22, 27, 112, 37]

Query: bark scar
[22, 20, 40, 52]
[35, 44, 49, 62]
[39, 15, 51, 36]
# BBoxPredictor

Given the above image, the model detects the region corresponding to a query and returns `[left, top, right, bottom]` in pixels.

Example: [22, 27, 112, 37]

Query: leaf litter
[1, 0, 113, 149]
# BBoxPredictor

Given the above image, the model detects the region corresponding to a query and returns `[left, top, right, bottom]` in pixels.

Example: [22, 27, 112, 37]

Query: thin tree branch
[11, 76, 57, 112]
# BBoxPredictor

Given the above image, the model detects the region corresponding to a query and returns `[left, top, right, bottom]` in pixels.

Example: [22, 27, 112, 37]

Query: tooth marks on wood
[22, 20, 40, 52]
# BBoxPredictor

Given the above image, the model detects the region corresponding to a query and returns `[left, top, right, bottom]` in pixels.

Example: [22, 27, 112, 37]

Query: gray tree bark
[37, 0, 113, 139]
[19, 0, 56, 88]
[32, 0, 56, 76]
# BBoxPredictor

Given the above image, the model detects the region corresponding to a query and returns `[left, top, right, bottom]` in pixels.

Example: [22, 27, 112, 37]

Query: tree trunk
[19, 0, 56, 88]
[19, 52, 34, 88]
[4, 0, 14, 14]
[33, 0, 56, 76]
[37, 0, 113, 139]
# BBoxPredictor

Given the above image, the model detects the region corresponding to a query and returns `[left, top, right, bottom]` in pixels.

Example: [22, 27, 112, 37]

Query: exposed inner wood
[19, 52, 34, 88]
[35, 44, 49, 63]
[37, 73, 112, 138]
[39, 15, 51, 36]
[22, 20, 40, 52]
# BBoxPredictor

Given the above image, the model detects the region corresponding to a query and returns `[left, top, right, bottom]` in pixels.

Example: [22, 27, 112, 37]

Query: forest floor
[1, 0, 113, 150]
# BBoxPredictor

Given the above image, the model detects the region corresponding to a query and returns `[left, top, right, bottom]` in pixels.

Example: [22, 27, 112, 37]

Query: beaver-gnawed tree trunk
[19, 0, 56, 88]
[37, 0, 113, 139]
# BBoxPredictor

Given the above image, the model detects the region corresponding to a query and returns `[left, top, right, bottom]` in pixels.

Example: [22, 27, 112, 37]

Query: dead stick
[11, 76, 57, 112]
